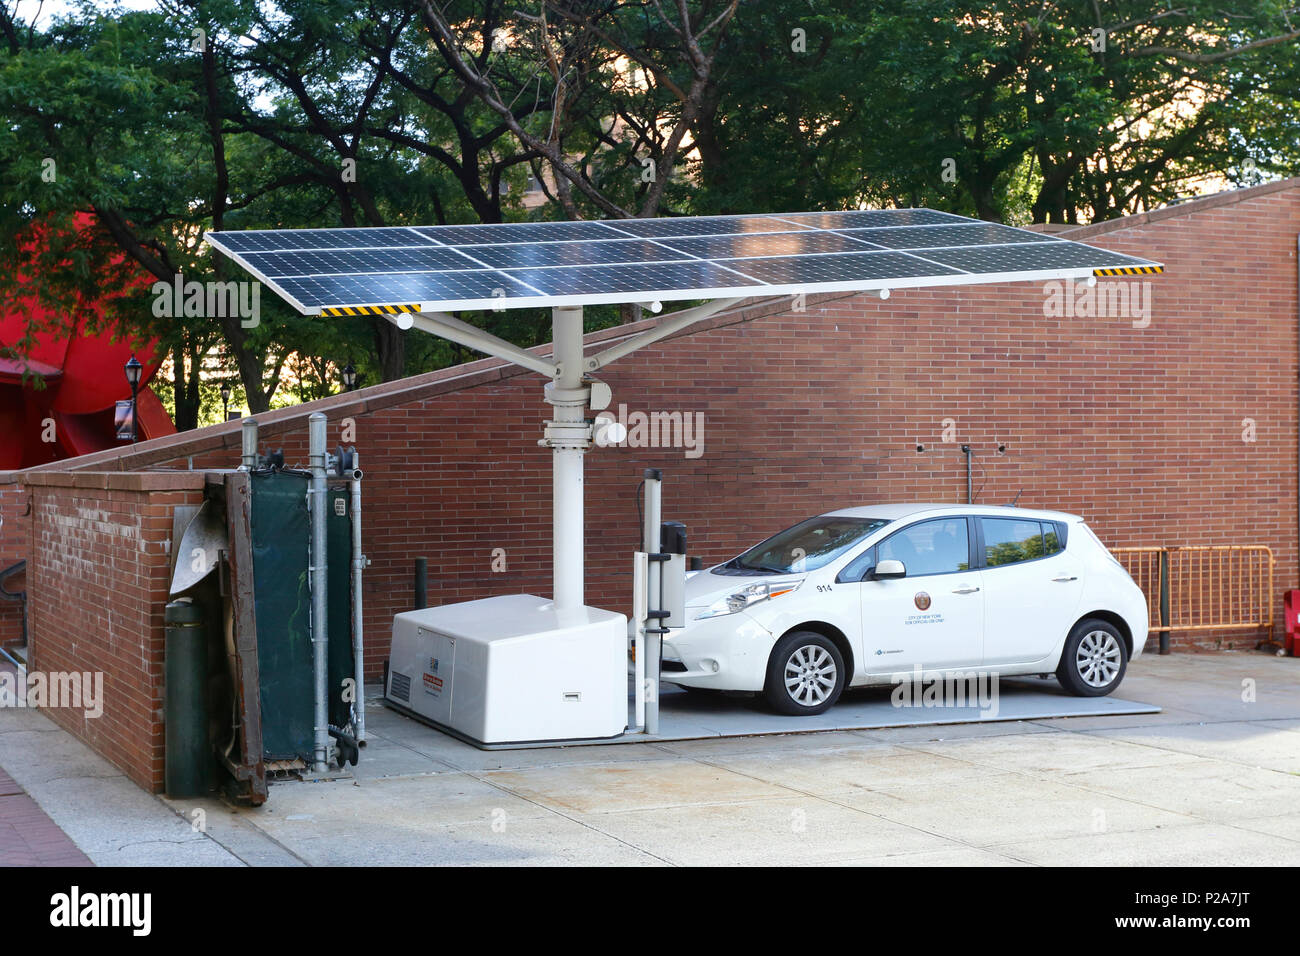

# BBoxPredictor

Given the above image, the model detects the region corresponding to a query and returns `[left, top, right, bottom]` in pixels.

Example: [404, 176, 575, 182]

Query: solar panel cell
[276, 270, 538, 307]
[778, 209, 965, 229]
[465, 239, 692, 269]
[918, 242, 1146, 274]
[412, 221, 625, 245]
[213, 227, 435, 253]
[600, 216, 812, 238]
[242, 246, 478, 277]
[503, 261, 764, 296]
[658, 232, 886, 259]
[835, 223, 1058, 250]
[722, 251, 965, 285]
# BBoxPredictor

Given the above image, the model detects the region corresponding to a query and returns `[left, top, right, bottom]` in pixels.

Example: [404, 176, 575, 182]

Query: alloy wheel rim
[784, 645, 837, 706]
[1076, 630, 1122, 687]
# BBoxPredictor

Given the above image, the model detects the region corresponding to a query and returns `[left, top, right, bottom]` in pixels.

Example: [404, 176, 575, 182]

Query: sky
[12, 0, 158, 30]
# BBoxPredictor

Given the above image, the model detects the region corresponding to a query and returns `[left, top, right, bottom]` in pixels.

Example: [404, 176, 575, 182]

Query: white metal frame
[384, 296, 745, 609]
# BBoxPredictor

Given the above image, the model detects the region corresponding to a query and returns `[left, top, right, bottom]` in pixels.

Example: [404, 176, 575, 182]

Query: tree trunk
[694, 81, 726, 200]
[372, 318, 406, 382]
[170, 344, 200, 431]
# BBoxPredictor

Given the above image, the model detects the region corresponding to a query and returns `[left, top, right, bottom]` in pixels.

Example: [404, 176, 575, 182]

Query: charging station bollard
[643, 470, 663, 734]
[164, 599, 210, 797]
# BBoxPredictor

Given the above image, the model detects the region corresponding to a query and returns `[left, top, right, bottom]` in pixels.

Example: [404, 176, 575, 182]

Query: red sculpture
[0, 219, 175, 469]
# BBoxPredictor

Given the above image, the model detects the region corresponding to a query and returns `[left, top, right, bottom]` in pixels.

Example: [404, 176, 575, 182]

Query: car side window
[1043, 521, 1064, 555]
[876, 518, 970, 577]
[981, 517, 1058, 567]
[837, 546, 876, 583]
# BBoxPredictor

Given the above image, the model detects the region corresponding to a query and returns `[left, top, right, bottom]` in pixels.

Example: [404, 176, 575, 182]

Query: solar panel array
[205, 209, 1162, 316]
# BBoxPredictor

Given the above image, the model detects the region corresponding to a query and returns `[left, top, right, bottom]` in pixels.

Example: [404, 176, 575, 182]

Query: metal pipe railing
[240, 417, 258, 470]
[307, 413, 330, 772]
[349, 460, 366, 744]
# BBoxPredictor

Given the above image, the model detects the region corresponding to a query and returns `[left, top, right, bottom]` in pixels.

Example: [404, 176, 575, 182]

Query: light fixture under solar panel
[205, 209, 1162, 317]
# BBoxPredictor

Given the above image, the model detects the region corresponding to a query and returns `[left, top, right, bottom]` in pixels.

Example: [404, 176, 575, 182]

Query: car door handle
[951, 585, 980, 594]
[1051, 575, 1078, 582]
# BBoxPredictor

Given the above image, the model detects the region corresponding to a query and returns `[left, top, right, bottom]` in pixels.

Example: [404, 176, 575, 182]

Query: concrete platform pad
[383, 676, 1160, 751]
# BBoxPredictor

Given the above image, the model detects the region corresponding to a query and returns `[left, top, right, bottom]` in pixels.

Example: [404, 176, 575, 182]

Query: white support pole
[585, 297, 746, 372]
[545, 306, 590, 612]
[632, 551, 648, 732]
[403, 312, 558, 378]
[642, 469, 663, 735]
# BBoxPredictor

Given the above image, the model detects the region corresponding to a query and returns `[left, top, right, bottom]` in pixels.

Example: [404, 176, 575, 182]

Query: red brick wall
[14, 182, 1300, 703]
[22, 472, 205, 793]
[0, 481, 28, 647]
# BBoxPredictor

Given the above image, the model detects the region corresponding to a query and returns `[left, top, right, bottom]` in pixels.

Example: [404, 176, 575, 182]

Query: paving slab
[568, 796, 962, 866]
[1080, 719, 1300, 774]
[697, 746, 1013, 796]
[839, 845, 1032, 866]
[901, 727, 1195, 775]
[833, 772, 1193, 847]
[482, 758, 797, 815]
[275, 815, 666, 866]
[989, 821, 1300, 867]
[1052, 757, 1300, 824]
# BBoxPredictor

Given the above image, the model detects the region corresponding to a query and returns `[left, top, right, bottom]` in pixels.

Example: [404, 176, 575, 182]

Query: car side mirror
[871, 559, 907, 580]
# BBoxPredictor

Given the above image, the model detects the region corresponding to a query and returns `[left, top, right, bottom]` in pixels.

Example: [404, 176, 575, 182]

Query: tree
[4, 0, 1300, 437]
[686, 0, 1300, 223]
[414, 0, 742, 219]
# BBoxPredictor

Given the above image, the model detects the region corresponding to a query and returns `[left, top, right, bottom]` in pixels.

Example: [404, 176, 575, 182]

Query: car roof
[823, 503, 1083, 522]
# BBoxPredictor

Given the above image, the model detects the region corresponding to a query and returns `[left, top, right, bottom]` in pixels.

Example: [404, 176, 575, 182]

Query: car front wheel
[1057, 618, 1128, 697]
[764, 631, 846, 715]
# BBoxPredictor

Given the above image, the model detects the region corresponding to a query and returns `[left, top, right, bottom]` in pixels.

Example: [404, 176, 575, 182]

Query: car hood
[684, 566, 805, 608]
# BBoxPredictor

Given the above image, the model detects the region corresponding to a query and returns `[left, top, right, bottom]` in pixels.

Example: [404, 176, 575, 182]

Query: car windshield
[726, 516, 892, 574]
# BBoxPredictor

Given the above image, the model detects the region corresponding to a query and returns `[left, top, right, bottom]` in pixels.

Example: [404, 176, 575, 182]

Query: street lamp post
[342, 361, 357, 392]
[220, 381, 231, 421]
[123, 354, 142, 444]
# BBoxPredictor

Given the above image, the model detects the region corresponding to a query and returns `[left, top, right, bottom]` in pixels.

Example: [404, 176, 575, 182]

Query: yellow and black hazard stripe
[1092, 265, 1164, 277]
[319, 303, 422, 317]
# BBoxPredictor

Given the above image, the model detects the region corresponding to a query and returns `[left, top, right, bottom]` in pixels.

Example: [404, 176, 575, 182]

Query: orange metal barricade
[1112, 545, 1276, 652]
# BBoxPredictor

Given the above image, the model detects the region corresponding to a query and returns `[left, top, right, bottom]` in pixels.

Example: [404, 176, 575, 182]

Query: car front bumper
[659, 610, 775, 692]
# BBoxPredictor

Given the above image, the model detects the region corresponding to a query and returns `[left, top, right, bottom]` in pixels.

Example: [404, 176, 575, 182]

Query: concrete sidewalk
[7, 652, 1300, 865]
[0, 660, 246, 866]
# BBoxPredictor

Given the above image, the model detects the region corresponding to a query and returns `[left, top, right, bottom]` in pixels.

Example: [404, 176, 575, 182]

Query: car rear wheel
[1057, 618, 1128, 697]
[764, 631, 845, 715]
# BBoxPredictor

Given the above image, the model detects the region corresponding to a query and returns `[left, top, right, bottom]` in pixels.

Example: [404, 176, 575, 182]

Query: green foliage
[703, 0, 1300, 222]
[1, 0, 1298, 431]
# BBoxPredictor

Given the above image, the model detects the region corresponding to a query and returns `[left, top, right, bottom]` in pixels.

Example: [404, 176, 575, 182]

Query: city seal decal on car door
[905, 591, 944, 625]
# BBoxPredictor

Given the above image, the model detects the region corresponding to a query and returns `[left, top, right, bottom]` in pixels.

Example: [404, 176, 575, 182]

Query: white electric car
[664, 504, 1149, 715]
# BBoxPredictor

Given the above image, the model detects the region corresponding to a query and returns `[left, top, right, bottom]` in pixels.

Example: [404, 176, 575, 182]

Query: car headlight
[696, 580, 802, 619]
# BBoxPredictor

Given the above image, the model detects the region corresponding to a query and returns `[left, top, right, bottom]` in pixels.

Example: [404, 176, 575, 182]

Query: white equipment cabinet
[386, 594, 627, 745]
